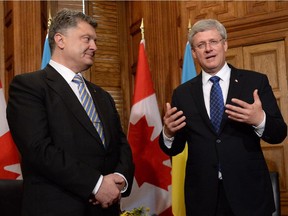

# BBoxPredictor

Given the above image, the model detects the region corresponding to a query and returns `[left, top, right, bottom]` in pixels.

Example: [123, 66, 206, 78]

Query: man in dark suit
[6, 9, 134, 216]
[159, 19, 287, 216]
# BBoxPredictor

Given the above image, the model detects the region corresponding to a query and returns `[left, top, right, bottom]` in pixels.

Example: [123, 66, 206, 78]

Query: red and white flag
[121, 39, 172, 216]
[0, 80, 22, 179]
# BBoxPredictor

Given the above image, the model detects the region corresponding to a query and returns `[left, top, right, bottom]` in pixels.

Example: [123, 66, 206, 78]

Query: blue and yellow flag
[172, 41, 196, 216]
[41, 34, 51, 69]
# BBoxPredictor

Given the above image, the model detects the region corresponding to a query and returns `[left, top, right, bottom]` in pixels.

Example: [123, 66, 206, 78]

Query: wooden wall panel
[87, 1, 130, 130]
[243, 42, 288, 198]
[0, 1, 5, 97]
[3, 1, 46, 100]
[127, 1, 180, 116]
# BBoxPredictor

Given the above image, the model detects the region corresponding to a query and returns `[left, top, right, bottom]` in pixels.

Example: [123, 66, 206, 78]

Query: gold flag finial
[47, 4, 52, 30]
[140, 18, 144, 40]
[188, 19, 192, 33]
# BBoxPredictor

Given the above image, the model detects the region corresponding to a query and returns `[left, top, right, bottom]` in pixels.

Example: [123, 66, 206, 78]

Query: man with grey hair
[159, 19, 286, 215]
[7, 8, 134, 216]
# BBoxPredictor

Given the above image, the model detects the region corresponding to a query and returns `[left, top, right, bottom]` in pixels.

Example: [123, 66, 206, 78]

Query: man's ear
[54, 33, 65, 49]
[192, 48, 197, 59]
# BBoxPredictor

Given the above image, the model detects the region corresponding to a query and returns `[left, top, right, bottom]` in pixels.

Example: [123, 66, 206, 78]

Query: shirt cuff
[162, 127, 174, 149]
[92, 175, 103, 195]
[114, 172, 128, 193]
[253, 110, 266, 137]
[92, 173, 128, 195]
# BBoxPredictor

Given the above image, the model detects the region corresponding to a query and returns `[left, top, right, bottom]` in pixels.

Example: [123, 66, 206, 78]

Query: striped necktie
[73, 74, 105, 146]
[210, 76, 224, 133]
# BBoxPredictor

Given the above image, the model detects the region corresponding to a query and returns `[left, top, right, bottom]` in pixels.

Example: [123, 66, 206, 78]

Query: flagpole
[82, 0, 85, 14]
[140, 18, 144, 40]
[40, 6, 52, 69]
[47, 1, 52, 30]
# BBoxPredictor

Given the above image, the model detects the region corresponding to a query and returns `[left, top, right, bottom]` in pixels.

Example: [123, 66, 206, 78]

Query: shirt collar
[49, 60, 81, 83]
[202, 62, 231, 85]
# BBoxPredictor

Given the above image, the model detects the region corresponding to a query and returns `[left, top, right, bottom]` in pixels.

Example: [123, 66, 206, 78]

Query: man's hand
[163, 103, 186, 137]
[225, 89, 264, 126]
[91, 174, 123, 208]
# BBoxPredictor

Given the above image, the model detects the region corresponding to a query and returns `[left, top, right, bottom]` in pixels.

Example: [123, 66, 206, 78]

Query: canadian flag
[121, 39, 172, 215]
[0, 79, 22, 179]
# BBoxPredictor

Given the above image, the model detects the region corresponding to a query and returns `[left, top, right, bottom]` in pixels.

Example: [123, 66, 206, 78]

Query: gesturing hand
[225, 89, 264, 126]
[163, 103, 186, 138]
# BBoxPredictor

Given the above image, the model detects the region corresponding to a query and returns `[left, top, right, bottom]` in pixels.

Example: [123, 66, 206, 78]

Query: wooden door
[227, 41, 288, 213]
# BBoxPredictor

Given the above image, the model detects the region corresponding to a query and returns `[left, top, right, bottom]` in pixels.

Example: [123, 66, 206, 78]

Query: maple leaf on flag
[128, 115, 171, 190]
[122, 38, 172, 216]
[0, 132, 22, 179]
[0, 79, 22, 179]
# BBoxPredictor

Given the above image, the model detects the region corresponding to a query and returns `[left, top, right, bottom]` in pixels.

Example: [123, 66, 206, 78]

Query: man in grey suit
[159, 19, 287, 216]
[7, 9, 134, 216]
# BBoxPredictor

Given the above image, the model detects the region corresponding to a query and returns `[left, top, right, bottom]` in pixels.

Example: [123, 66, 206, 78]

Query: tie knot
[72, 74, 83, 85]
[210, 76, 221, 84]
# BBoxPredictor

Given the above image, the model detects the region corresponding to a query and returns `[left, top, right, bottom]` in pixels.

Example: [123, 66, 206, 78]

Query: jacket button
[216, 139, 221, 143]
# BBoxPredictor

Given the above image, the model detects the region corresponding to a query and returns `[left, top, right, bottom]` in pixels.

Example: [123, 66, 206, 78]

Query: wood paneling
[0, 1, 5, 96]
[126, 1, 180, 116]
[87, 1, 130, 130]
[3, 1, 46, 99]
[227, 41, 288, 214]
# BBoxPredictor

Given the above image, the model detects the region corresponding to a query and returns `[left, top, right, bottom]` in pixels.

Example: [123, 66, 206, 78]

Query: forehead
[193, 29, 221, 43]
[66, 21, 96, 36]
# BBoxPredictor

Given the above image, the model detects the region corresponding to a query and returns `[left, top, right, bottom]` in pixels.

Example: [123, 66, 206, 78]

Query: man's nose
[90, 40, 97, 50]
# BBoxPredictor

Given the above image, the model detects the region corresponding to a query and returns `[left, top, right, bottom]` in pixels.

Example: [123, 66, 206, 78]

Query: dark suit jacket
[7, 65, 134, 216]
[159, 64, 287, 216]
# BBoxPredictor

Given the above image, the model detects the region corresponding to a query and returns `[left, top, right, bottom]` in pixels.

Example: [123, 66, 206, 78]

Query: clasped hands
[89, 173, 126, 208]
[164, 89, 264, 137]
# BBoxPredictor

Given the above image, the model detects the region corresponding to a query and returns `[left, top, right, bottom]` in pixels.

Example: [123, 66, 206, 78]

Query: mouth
[85, 53, 95, 59]
[206, 54, 216, 60]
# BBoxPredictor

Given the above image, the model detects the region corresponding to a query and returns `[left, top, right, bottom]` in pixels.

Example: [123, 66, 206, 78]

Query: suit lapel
[219, 65, 243, 132]
[191, 67, 243, 135]
[44, 65, 102, 143]
[190, 74, 216, 133]
[86, 82, 111, 147]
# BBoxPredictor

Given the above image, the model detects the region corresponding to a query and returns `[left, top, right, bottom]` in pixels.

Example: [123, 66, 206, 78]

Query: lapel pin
[235, 79, 238, 83]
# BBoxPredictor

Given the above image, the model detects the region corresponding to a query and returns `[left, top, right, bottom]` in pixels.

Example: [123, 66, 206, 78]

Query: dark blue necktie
[210, 76, 224, 133]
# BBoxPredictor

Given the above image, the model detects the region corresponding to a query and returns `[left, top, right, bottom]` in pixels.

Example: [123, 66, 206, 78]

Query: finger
[165, 106, 178, 117]
[171, 110, 185, 121]
[230, 98, 249, 109]
[173, 115, 186, 126]
[165, 110, 186, 130]
[226, 111, 245, 121]
[172, 121, 186, 131]
[253, 89, 260, 102]
[101, 203, 109, 208]
[225, 104, 245, 115]
[166, 102, 171, 112]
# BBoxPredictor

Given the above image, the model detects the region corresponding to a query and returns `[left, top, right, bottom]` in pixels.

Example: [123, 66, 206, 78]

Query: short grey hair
[188, 19, 227, 46]
[48, 8, 97, 53]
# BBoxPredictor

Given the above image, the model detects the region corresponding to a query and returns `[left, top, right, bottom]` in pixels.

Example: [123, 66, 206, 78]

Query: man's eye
[210, 40, 218, 45]
[197, 43, 205, 49]
[83, 37, 90, 42]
